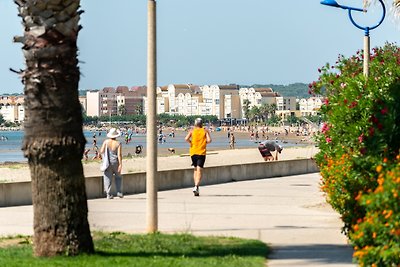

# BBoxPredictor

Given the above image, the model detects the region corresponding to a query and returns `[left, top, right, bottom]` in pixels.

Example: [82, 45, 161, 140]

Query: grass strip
[0, 232, 269, 267]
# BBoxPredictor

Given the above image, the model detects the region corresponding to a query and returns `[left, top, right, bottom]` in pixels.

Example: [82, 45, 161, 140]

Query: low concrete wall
[0, 159, 319, 207]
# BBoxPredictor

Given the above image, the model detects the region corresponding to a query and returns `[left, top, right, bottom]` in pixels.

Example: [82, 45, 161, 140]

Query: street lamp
[320, 0, 386, 77]
[147, 0, 158, 233]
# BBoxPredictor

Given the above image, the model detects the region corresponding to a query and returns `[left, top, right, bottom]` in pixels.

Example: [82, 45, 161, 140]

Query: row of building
[1, 84, 324, 123]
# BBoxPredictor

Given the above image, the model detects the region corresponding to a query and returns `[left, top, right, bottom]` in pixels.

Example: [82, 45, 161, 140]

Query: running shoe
[193, 186, 199, 197]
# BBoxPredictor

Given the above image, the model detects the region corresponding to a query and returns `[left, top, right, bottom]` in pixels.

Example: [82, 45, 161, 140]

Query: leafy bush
[311, 43, 400, 265]
[350, 161, 400, 266]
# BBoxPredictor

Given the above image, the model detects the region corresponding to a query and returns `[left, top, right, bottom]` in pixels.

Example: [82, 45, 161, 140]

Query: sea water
[0, 130, 301, 163]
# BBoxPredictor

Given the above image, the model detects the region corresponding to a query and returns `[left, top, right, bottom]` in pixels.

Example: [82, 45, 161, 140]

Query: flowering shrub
[351, 161, 400, 266]
[311, 43, 400, 264]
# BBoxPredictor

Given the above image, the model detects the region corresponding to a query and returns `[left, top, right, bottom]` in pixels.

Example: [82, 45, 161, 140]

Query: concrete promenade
[0, 173, 355, 266]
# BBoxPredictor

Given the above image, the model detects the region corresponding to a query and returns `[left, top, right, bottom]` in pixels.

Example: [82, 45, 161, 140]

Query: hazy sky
[1, 0, 399, 94]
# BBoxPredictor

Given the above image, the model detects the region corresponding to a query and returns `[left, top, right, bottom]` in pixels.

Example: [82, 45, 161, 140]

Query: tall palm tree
[242, 99, 251, 120]
[269, 104, 277, 116]
[249, 106, 260, 123]
[365, 0, 400, 15]
[259, 103, 269, 122]
[394, 0, 400, 15]
[14, 0, 93, 256]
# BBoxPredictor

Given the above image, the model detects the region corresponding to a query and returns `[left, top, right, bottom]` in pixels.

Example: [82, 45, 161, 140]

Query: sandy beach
[0, 128, 318, 183]
[0, 146, 318, 183]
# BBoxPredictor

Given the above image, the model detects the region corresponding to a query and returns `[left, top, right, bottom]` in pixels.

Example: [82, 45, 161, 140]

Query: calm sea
[0, 130, 301, 163]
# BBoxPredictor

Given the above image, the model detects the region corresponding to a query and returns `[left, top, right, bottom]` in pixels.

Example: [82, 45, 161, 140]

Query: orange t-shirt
[190, 128, 207, 156]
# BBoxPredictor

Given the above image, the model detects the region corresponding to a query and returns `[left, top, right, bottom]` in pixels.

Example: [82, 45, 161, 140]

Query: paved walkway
[0, 173, 355, 266]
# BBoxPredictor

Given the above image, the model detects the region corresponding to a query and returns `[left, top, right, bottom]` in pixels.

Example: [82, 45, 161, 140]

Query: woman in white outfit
[100, 128, 123, 199]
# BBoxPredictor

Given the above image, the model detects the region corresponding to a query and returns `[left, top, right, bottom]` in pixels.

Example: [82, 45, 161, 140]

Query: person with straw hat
[100, 128, 123, 199]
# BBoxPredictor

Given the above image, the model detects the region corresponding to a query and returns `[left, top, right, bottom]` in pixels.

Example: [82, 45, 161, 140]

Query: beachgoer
[83, 148, 90, 161]
[100, 128, 123, 199]
[229, 133, 235, 149]
[250, 130, 254, 141]
[185, 118, 212, 196]
[258, 140, 283, 161]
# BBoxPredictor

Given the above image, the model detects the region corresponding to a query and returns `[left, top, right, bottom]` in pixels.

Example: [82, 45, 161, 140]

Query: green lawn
[0, 232, 269, 267]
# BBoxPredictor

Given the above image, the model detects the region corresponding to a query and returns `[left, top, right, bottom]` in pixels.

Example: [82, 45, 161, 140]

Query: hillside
[242, 83, 310, 98]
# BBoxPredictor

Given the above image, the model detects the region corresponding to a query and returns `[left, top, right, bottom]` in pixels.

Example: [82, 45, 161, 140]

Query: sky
[1, 0, 399, 94]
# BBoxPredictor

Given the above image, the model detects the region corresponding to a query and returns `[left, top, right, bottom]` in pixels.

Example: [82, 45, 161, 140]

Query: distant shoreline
[0, 126, 316, 165]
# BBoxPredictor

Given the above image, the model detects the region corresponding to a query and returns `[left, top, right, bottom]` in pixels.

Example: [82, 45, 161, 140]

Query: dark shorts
[191, 155, 206, 168]
[258, 147, 272, 157]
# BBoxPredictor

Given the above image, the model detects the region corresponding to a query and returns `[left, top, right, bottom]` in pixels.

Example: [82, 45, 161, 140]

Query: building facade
[299, 97, 323, 116]
[0, 95, 25, 123]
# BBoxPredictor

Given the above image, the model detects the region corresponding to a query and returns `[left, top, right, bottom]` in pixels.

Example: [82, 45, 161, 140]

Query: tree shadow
[269, 244, 354, 264]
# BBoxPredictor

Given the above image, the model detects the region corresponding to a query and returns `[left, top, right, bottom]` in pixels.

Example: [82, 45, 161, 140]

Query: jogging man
[185, 118, 212, 196]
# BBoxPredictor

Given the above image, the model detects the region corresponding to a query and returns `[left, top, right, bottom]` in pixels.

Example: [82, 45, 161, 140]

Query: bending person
[258, 140, 283, 161]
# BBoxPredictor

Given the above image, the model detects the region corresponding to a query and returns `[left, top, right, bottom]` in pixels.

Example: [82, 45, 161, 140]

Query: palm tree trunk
[14, 0, 93, 256]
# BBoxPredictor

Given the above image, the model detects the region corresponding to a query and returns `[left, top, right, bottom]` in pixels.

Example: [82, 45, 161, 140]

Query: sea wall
[0, 159, 319, 207]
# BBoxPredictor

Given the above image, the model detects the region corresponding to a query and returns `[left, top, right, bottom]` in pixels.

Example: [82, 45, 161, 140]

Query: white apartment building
[83, 84, 288, 121]
[299, 97, 323, 116]
[275, 96, 297, 121]
[86, 90, 101, 117]
[143, 95, 166, 115]
[0, 95, 25, 123]
[276, 96, 296, 111]
[200, 85, 241, 119]
[239, 87, 279, 118]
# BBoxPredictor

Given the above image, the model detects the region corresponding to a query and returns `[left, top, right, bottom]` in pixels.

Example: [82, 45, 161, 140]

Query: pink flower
[381, 107, 388, 115]
[340, 83, 347, 88]
[321, 123, 330, 134]
[324, 98, 329, 106]
[358, 133, 364, 143]
[349, 101, 358, 109]
[326, 137, 332, 143]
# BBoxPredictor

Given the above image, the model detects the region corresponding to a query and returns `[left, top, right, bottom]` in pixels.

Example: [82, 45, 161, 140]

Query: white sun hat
[107, 128, 121, 138]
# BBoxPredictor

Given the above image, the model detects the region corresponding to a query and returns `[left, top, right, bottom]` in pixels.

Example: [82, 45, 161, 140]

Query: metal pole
[363, 34, 370, 77]
[146, 0, 158, 233]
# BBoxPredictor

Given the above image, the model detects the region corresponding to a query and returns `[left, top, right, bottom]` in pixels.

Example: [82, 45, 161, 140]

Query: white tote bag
[100, 142, 110, 172]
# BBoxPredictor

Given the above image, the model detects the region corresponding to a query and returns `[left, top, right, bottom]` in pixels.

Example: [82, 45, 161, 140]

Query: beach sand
[0, 146, 318, 183]
[0, 128, 318, 183]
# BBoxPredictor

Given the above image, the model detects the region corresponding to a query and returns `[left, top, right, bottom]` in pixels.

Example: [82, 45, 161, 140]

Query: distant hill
[242, 83, 310, 98]
[79, 89, 89, 96]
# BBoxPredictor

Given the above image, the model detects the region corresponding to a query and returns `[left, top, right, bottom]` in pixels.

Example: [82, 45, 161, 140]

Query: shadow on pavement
[270, 244, 354, 264]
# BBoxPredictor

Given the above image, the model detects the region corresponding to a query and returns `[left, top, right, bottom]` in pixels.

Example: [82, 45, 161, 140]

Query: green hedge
[311, 43, 400, 266]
